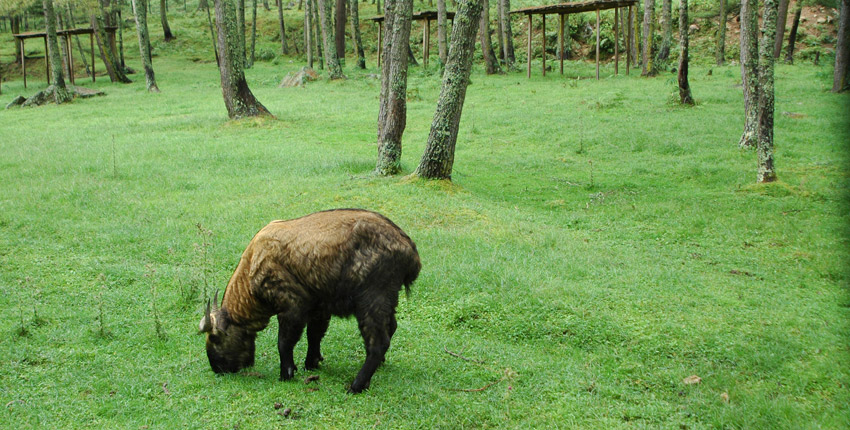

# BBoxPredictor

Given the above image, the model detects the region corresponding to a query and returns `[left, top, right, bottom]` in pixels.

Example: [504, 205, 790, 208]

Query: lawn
[1, 13, 849, 428]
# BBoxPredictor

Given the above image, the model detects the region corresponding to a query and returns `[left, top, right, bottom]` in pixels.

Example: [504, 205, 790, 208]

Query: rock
[689, 24, 700, 33]
[5, 95, 26, 109]
[817, 17, 826, 24]
[72, 86, 105, 98]
[279, 67, 319, 88]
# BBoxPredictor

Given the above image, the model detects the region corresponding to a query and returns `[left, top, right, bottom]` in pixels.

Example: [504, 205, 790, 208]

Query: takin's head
[198, 292, 256, 374]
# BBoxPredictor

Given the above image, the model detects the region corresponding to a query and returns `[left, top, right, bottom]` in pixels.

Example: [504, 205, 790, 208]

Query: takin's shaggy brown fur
[199, 209, 421, 393]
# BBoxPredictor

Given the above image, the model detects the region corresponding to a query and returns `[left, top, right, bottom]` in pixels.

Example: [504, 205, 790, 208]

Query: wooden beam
[595, 8, 600, 80]
[527, 14, 532, 78]
[559, 13, 564, 75]
[22, 38, 27, 89]
[614, 7, 619, 75]
[542, 13, 546, 76]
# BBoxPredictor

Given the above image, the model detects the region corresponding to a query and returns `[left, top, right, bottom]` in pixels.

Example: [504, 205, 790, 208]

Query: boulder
[279, 67, 319, 88]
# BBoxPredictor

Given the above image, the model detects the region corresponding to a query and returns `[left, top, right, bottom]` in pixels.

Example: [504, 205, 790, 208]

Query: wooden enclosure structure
[369, 10, 455, 68]
[13, 27, 116, 89]
[510, 0, 638, 79]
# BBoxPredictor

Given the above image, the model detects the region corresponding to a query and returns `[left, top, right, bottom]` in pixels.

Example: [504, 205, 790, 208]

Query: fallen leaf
[683, 375, 702, 385]
[304, 375, 320, 384]
[720, 392, 730, 402]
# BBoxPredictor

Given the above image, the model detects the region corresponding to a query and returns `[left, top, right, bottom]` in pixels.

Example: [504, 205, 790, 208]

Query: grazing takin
[198, 209, 421, 393]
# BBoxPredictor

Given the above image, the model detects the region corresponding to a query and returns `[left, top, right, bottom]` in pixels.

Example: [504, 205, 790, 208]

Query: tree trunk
[784, 0, 802, 64]
[199, 0, 209, 11]
[317, 0, 344, 77]
[375, 0, 414, 175]
[335, 0, 346, 64]
[437, 0, 448, 65]
[67, 5, 92, 77]
[498, 0, 516, 70]
[757, 0, 778, 182]
[43, 0, 73, 103]
[678, 0, 693, 104]
[833, 0, 850, 92]
[206, 1, 221, 65]
[213, 0, 271, 118]
[773, 0, 789, 59]
[248, 0, 257, 67]
[237, 0, 247, 64]
[305, 0, 313, 65]
[412, 0, 483, 180]
[350, 0, 366, 68]
[479, 0, 500, 74]
[91, 10, 132, 83]
[630, 0, 638, 66]
[160, 0, 176, 40]
[739, 0, 759, 148]
[264, 0, 271, 10]
[279, 0, 289, 54]
[132, 0, 161, 92]
[657, 0, 671, 61]
[12, 17, 22, 64]
[716, 0, 727, 65]
[495, 0, 505, 61]
[312, 0, 325, 69]
[641, 0, 656, 76]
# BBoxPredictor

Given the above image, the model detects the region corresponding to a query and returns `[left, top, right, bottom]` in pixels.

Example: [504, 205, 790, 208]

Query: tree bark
[206, 0, 221, 65]
[412, 0, 483, 180]
[657, 0, 671, 61]
[335, 0, 346, 64]
[739, 0, 759, 148]
[678, 0, 693, 104]
[43, 0, 73, 103]
[161, 0, 176, 40]
[213, 0, 271, 118]
[264, 0, 270, 10]
[641, 0, 656, 76]
[237, 0, 247, 63]
[784, 0, 802, 64]
[305, 0, 313, 66]
[833, 0, 850, 92]
[437, 0, 448, 65]
[716, 0, 727, 65]
[773, 0, 789, 58]
[131, 0, 161, 92]
[317, 0, 344, 77]
[311, 0, 324, 69]
[479, 0, 500, 74]
[67, 5, 92, 77]
[375, 0, 414, 175]
[91, 9, 132, 83]
[350, 0, 366, 68]
[279, 0, 289, 54]
[757, 0, 778, 182]
[248, 0, 257, 67]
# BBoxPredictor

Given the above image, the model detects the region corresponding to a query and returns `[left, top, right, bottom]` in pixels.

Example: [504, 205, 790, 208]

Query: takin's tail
[402, 250, 422, 298]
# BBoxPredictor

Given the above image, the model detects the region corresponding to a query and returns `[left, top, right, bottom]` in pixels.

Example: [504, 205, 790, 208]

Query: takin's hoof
[347, 381, 369, 394]
[304, 354, 324, 370]
[279, 366, 297, 381]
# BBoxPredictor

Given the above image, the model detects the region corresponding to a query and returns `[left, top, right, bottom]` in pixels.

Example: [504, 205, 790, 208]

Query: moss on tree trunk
[757, 0, 778, 183]
[132, 0, 161, 92]
[641, 0, 656, 76]
[317, 0, 344, 78]
[677, 0, 693, 105]
[657, 0, 671, 62]
[739, 0, 759, 148]
[412, 0, 483, 180]
[43, 0, 73, 103]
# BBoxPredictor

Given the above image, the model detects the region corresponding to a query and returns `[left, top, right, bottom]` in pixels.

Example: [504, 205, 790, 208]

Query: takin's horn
[199, 298, 213, 334]
[213, 289, 220, 311]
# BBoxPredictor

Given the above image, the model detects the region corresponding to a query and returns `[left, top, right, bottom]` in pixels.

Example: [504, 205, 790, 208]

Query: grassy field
[1, 8, 849, 429]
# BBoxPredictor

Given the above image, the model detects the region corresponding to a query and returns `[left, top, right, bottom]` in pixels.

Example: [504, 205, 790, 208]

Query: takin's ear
[198, 298, 219, 335]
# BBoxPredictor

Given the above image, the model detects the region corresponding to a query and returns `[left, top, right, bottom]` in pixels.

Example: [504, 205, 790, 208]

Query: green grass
[1, 7, 849, 429]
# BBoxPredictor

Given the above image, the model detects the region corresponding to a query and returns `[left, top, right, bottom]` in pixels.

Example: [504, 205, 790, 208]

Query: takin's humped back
[198, 209, 421, 393]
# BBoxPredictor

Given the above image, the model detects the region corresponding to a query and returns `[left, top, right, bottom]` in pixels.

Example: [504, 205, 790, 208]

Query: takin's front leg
[305, 312, 330, 370]
[277, 314, 306, 381]
[348, 311, 396, 394]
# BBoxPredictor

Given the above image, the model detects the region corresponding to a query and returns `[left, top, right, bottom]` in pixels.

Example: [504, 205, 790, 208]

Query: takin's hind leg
[305, 312, 330, 370]
[277, 314, 307, 381]
[348, 310, 397, 394]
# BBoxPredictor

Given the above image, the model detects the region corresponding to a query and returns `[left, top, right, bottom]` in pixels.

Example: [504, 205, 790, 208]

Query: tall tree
[131, 0, 160, 92]
[739, 0, 759, 148]
[498, 0, 514, 69]
[43, 0, 73, 103]
[317, 0, 344, 78]
[91, 2, 132, 83]
[237, 0, 246, 63]
[278, 0, 288, 54]
[248, 0, 257, 67]
[375, 0, 414, 175]
[213, 0, 271, 118]
[784, 0, 802, 63]
[311, 0, 324, 69]
[833, 0, 849, 92]
[160, 0, 175, 40]
[350, 0, 366, 68]
[657, 0, 671, 61]
[678, 0, 694, 104]
[773, 0, 789, 58]
[412, 0, 483, 180]
[757, 0, 778, 182]
[335, 0, 346, 64]
[716, 0, 727, 65]
[641, 0, 656, 75]
[479, 0, 500, 74]
[304, 0, 312, 65]
[437, 0, 448, 65]
[67, 5, 92, 77]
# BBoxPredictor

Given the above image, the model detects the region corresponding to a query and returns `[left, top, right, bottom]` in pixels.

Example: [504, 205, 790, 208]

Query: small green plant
[146, 264, 167, 340]
[95, 273, 109, 338]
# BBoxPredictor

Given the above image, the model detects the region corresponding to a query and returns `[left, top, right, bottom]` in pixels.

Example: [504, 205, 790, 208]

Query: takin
[198, 209, 421, 393]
